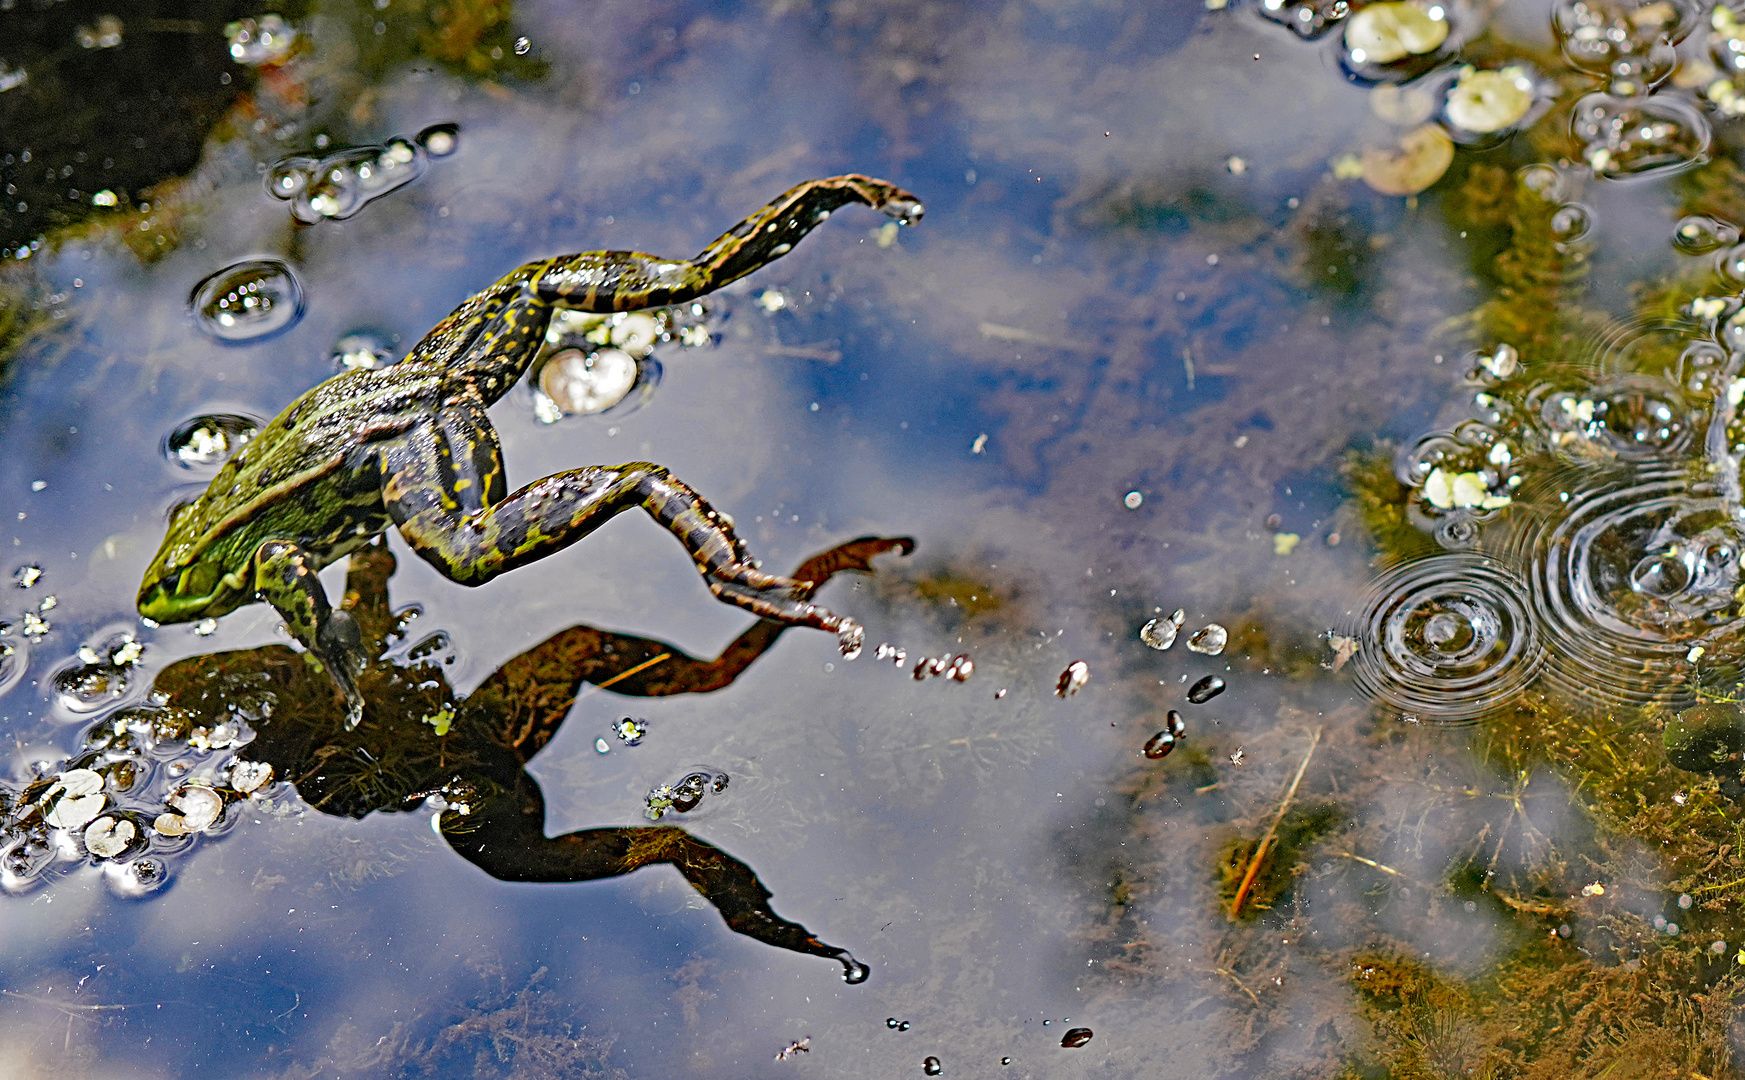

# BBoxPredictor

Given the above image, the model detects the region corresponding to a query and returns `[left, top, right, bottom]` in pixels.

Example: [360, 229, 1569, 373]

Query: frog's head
[137, 555, 248, 625]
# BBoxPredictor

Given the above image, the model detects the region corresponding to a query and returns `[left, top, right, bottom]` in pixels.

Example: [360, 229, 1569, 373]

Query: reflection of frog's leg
[446, 774, 863, 976]
[380, 422, 860, 644]
[529, 174, 924, 313]
[251, 539, 366, 727]
[463, 536, 915, 757]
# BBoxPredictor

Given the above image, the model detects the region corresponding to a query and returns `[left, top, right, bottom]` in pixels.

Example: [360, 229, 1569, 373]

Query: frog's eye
[177, 563, 222, 599]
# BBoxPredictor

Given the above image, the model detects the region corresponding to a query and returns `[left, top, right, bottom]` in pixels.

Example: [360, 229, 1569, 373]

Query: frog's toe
[836, 619, 865, 659]
[879, 197, 923, 226]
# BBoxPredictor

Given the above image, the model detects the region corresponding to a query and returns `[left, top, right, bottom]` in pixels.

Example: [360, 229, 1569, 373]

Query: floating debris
[0, 639, 24, 697]
[1056, 661, 1090, 697]
[1342, 2, 1450, 68]
[20, 611, 47, 639]
[74, 15, 124, 49]
[1140, 609, 1185, 650]
[1144, 710, 1187, 759]
[42, 769, 106, 830]
[164, 414, 259, 467]
[331, 330, 396, 371]
[923, 1058, 942, 1076]
[1187, 675, 1226, 704]
[594, 738, 610, 754]
[153, 785, 223, 837]
[1443, 65, 1538, 135]
[12, 565, 40, 589]
[613, 717, 648, 745]
[1360, 123, 1454, 196]
[775, 1037, 810, 1061]
[225, 14, 295, 66]
[229, 760, 273, 794]
[1186, 624, 1228, 655]
[1325, 631, 1361, 672]
[82, 815, 135, 858]
[946, 655, 974, 682]
[1060, 1027, 1094, 1048]
[912, 655, 952, 681]
[190, 260, 305, 343]
[644, 769, 729, 820]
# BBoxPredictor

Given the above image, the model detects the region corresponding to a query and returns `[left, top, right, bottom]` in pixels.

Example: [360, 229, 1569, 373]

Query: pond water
[5, 0, 1745, 1076]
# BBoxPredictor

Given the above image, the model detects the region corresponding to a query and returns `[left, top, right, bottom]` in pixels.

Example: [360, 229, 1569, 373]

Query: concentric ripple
[1510, 467, 1745, 707]
[1349, 554, 1543, 721]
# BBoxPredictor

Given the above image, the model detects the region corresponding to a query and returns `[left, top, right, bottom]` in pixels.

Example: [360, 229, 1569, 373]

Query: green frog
[138, 175, 923, 724]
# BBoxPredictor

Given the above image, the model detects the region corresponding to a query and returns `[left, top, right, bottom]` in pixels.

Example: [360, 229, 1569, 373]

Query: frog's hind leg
[380, 430, 861, 647]
[250, 539, 367, 727]
[531, 174, 924, 312]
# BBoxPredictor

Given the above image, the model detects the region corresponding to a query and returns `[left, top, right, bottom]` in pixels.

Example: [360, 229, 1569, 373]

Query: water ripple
[1349, 553, 1542, 721]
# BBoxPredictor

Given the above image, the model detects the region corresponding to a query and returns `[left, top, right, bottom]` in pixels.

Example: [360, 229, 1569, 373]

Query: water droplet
[416, 123, 459, 157]
[225, 14, 295, 66]
[1571, 93, 1710, 180]
[594, 738, 610, 754]
[12, 564, 40, 588]
[841, 957, 870, 984]
[1348, 553, 1542, 721]
[1673, 215, 1737, 254]
[1056, 661, 1090, 697]
[514, 35, 532, 54]
[164, 413, 259, 467]
[1186, 625, 1228, 655]
[1123, 490, 1143, 509]
[1060, 1027, 1094, 1048]
[1187, 675, 1226, 703]
[613, 717, 648, 745]
[1139, 609, 1184, 650]
[190, 260, 304, 342]
[923, 1057, 942, 1076]
[1144, 710, 1187, 759]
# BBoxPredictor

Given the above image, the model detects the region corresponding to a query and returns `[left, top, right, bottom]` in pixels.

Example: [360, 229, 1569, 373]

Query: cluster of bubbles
[643, 768, 729, 820]
[163, 413, 259, 469]
[1352, 226, 1745, 715]
[0, 671, 285, 896]
[530, 304, 712, 421]
[225, 15, 296, 66]
[267, 124, 457, 225]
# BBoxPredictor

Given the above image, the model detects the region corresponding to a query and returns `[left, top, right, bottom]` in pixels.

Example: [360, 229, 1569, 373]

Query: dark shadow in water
[5, 535, 911, 983]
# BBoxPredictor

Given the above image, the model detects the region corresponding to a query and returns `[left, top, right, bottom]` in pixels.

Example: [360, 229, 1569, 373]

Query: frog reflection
[5, 535, 912, 981]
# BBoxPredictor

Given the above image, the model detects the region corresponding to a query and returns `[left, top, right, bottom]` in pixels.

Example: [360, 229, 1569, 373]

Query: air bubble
[1571, 93, 1710, 180]
[514, 36, 531, 55]
[416, 123, 459, 157]
[923, 1057, 942, 1076]
[1674, 215, 1738, 255]
[268, 137, 429, 223]
[644, 768, 729, 820]
[190, 260, 304, 343]
[1257, 0, 1352, 40]
[1550, 204, 1593, 243]
[164, 414, 259, 467]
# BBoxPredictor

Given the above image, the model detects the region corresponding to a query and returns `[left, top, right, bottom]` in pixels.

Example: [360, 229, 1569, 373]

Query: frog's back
[152, 366, 448, 573]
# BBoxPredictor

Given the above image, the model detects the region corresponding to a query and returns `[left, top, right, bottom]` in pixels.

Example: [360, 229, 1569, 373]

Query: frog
[137, 175, 923, 725]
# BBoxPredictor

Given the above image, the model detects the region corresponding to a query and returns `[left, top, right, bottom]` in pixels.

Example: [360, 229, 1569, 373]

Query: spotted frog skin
[138, 175, 923, 724]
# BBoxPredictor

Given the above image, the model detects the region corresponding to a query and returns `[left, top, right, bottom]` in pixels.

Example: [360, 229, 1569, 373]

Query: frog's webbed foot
[252, 539, 369, 728]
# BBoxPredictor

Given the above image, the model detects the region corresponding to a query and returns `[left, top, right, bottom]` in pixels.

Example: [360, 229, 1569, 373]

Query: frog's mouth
[136, 564, 250, 624]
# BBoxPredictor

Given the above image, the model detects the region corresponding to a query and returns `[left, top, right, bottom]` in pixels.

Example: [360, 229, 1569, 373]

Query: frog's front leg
[379, 430, 862, 650]
[532, 174, 924, 312]
[250, 539, 367, 727]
